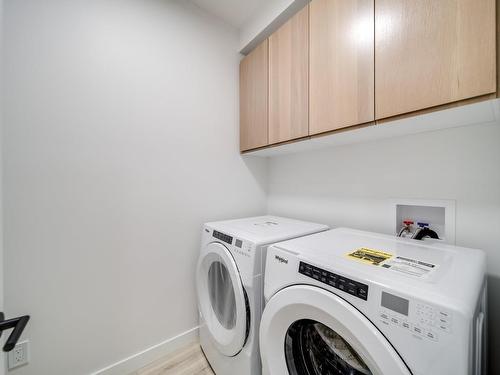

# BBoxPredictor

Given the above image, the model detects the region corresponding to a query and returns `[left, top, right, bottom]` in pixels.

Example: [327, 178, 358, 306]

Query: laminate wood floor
[131, 342, 214, 375]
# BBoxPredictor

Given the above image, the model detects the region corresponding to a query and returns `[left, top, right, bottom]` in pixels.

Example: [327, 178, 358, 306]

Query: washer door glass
[285, 319, 372, 375]
[208, 261, 236, 330]
[259, 285, 412, 375]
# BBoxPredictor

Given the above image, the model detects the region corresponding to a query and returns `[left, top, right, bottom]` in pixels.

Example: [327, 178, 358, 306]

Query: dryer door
[197, 242, 248, 357]
[260, 285, 412, 375]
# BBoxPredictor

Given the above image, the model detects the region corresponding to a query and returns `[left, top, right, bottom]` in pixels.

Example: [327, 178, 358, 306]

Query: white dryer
[260, 228, 487, 375]
[196, 216, 329, 375]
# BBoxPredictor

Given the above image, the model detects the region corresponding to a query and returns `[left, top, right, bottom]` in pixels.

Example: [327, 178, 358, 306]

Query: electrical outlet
[7, 340, 29, 369]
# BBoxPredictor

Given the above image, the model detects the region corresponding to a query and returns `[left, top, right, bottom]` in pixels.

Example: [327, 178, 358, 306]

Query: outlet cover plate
[7, 340, 29, 369]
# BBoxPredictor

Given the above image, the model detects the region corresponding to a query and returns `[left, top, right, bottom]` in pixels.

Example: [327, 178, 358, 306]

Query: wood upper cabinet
[240, 40, 268, 151]
[309, 0, 375, 135]
[375, 0, 496, 119]
[240, 0, 497, 152]
[268, 5, 309, 144]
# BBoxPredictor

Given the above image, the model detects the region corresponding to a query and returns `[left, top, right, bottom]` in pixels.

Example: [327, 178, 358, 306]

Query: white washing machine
[260, 228, 487, 375]
[196, 216, 329, 375]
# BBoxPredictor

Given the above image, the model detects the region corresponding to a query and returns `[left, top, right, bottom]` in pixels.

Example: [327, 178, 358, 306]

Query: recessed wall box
[392, 199, 456, 244]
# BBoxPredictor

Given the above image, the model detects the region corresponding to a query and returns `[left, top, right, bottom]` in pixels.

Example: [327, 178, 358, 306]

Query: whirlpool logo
[275, 255, 288, 264]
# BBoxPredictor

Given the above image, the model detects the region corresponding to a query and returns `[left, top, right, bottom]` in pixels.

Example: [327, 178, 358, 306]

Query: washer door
[197, 242, 248, 356]
[260, 285, 412, 375]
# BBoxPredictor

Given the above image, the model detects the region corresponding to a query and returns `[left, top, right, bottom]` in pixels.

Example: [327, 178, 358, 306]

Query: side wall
[0, 0, 3, 370]
[267, 122, 500, 374]
[1, 1, 267, 374]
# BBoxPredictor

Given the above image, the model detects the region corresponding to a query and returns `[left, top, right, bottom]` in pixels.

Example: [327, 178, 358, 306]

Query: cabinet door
[240, 40, 268, 151]
[375, 0, 496, 119]
[269, 5, 309, 144]
[309, 0, 374, 135]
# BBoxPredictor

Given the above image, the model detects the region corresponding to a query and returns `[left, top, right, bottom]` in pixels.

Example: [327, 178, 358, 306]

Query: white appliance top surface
[205, 216, 329, 245]
[273, 228, 485, 308]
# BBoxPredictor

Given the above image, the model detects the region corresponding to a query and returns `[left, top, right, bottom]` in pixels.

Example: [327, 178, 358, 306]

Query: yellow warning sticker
[346, 248, 393, 266]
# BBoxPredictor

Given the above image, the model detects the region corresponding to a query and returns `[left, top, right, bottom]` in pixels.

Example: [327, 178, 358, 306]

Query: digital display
[381, 292, 409, 316]
[235, 239, 242, 248]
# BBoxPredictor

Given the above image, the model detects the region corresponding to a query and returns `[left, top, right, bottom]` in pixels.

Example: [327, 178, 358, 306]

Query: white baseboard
[90, 326, 199, 375]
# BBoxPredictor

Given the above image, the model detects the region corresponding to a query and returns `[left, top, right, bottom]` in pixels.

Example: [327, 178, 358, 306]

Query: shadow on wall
[241, 155, 268, 194]
[488, 274, 500, 374]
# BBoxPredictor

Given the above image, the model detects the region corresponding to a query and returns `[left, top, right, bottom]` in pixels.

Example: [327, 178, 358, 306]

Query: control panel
[379, 292, 453, 343]
[213, 230, 233, 245]
[232, 238, 252, 258]
[299, 262, 368, 301]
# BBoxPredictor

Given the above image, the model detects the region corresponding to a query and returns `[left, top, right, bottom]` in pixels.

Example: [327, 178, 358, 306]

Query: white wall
[239, 0, 308, 54]
[1, 1, 267, 374]
[267, 122, 500, 373]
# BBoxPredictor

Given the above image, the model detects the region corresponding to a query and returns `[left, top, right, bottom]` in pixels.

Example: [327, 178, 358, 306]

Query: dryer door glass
[208, 261, 236, 330]
[196, 242, 248, 356]
[285, 319, 372, 375]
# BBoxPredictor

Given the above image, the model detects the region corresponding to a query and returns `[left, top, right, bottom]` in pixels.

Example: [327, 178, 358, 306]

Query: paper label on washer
[381, 256, 438, 278]
[346, 248, 393, 266]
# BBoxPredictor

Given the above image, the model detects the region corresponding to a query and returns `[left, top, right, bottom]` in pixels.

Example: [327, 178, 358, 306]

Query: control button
[418, 317, 434, 327]
[312, 268, 321, 280]
[437, 317, 451, 326]
[337, 281, 346, 291]
[327, 278, 337, 287]
[426, 330, 438, 342]
[346, 285, 357, 296]
[438, 324, 452, 333]
[412, 325, 424, 336]
[357, 287, 368, 300]
[401, 321, 411, 330]
[300, 263, 312, 277]
[346, 281, 357, 295]
[337, 277, 347, 290]
[321, 276, 327, 283]
[438, 311, 451, 319]
[380, 312, 389, 323]
[390, 316, 401, 326]
[421, 309, 435, 318]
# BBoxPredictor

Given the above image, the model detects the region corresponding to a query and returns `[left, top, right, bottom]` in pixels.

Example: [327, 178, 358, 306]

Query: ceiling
[189, 0, 269, 28]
